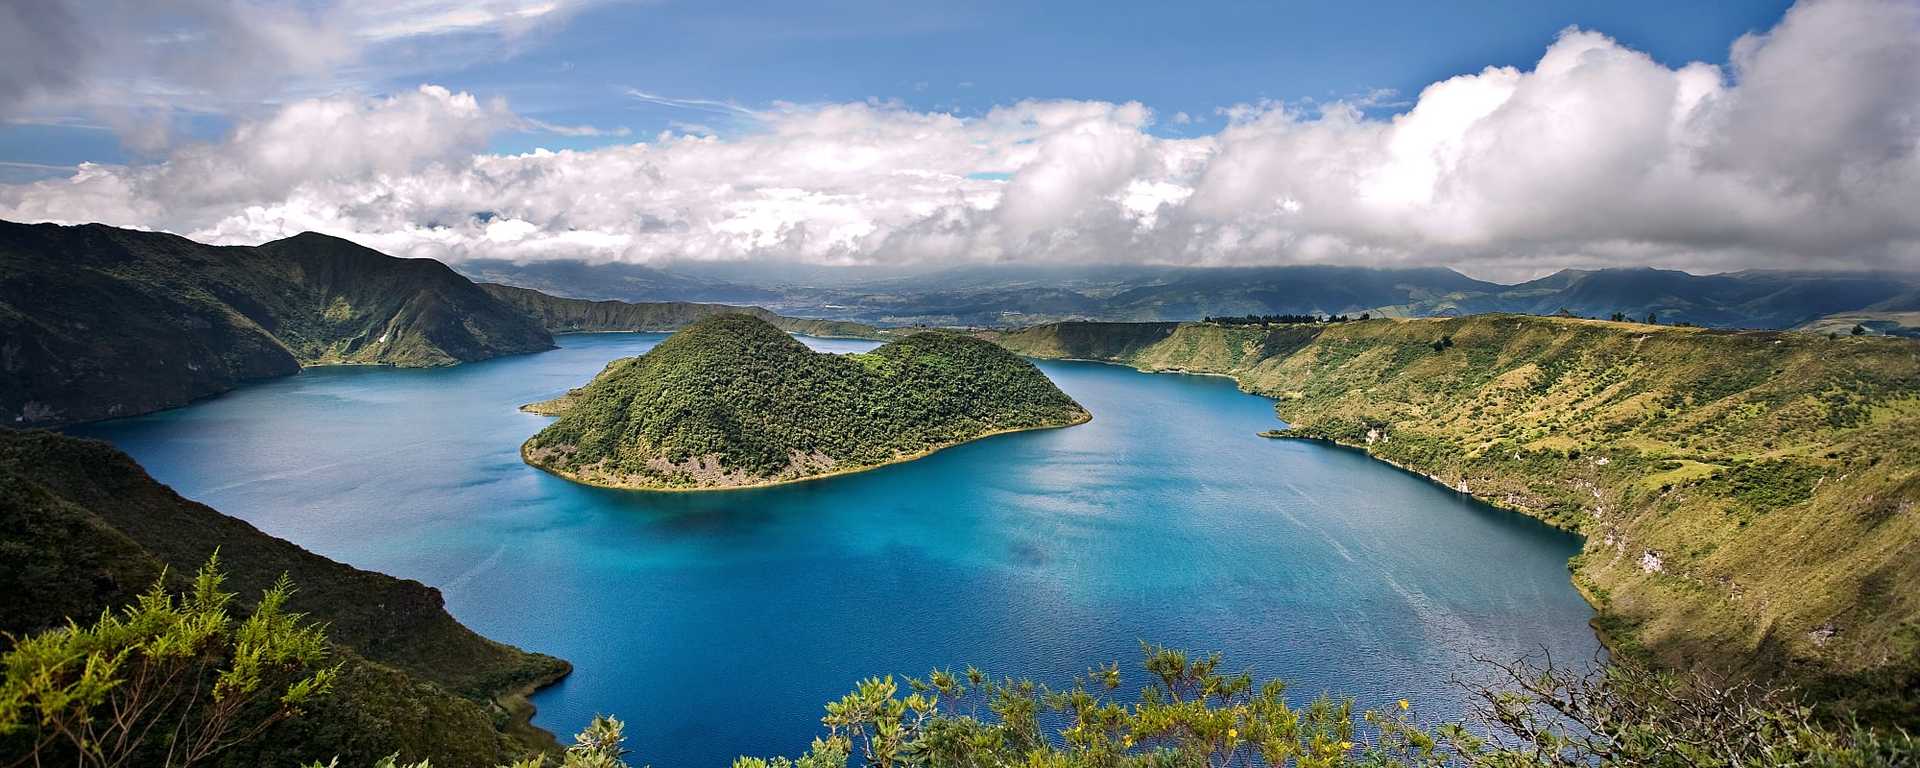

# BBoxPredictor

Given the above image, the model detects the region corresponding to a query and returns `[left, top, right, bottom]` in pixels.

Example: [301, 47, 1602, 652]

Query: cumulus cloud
[0, 0, 596, 145]
[2, 0, 1916, 278]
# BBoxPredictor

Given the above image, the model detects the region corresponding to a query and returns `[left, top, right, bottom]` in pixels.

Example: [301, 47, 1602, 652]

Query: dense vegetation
[986, 315, 1920, 727]
[2, 556, 336, 767]
[0, 220, 554, 427]
[717, 646, 1914, 768]
[479, 282, 889, 339]
[523, 314, 1088, 490]
[0, 430, 569, 765]
[15, 604, 1912, 768]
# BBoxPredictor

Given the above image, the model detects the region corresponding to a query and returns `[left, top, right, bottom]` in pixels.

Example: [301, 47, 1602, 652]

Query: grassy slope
[256, 233, 556, 365]
[987, 315, 1920, 725]
[524, 314, 1088, 490]
[0, 430, 569, 765]
[0, 221, 554, 427]
[479, 282, 890, 340]
[1796, 311, 1920, 339]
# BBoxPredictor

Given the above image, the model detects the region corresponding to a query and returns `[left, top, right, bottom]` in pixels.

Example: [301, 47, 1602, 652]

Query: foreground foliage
[301, 646, 1915, 768]
[5, 560, 1908, 768]
[0, 430, 569, 766]
[0, 556, 335, 767]
[524, 314, 1088, 489]
[726, 645, 1913, 768]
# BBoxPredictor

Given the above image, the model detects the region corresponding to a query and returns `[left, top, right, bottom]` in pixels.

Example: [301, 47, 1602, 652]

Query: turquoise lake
[73, 332, 1598, 766]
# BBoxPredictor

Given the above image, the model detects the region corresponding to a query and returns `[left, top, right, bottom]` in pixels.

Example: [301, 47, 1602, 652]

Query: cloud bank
[0, 0, 596, 147]
[2, 0, 1916, 278]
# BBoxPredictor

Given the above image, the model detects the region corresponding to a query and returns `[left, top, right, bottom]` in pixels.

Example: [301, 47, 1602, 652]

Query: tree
[305, 715, 634, 768]
[1645, 312, 1658, 325]
[559, 716, 632, 768]
[722, 647, 1911, 768]
[1852, 324, 1868, 336]
[1609, 312, 1627, 323]
[287, 646, 1912, 767]
[0, 555, 335, 768]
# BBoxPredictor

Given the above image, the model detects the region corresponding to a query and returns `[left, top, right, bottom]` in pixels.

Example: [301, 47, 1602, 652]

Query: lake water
[72, 332, 1597, 766]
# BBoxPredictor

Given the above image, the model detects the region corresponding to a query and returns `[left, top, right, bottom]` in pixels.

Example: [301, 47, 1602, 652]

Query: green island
[983, 314, 1920, 724]
[520, 313, 1089, 490]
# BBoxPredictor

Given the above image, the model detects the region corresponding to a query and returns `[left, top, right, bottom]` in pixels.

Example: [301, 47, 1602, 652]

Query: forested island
[521, 314, 1089, 490]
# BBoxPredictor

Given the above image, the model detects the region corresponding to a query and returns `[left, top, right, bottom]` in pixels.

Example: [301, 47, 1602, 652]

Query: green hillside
[0, 429, 569, 765]
[524, 314, 1088, 490]
[1795, 311, 1920, 339]
[479, 282, 889, 339]
[987, 315, 1920, 725]
[0, 221, 554, 427]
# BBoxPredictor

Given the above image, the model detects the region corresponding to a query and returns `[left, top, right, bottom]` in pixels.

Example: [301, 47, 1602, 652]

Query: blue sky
[3, 0, 1796, 166]
[4, 0, 1912, 279]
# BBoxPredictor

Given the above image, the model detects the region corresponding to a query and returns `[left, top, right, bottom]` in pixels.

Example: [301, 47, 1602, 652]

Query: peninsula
[521, 314, 1089, 490]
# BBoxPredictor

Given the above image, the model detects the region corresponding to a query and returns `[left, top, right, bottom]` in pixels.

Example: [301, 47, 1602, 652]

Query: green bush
[0, 554, 335, 768]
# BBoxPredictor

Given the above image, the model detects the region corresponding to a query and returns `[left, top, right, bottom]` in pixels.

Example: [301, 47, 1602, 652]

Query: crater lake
[72, 331, 1599, 766]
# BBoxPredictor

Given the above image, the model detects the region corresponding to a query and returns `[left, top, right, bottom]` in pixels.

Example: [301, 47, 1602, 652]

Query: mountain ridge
[0, 220, 555, 427]
[465, 258, 1920, 329]
[477, 281, 889, 340]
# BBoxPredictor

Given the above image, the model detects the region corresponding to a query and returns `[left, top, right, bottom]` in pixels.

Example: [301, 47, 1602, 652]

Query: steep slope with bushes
[0, 429, 569, 765]
[0, 221, 553, 427]
[988, 315, 1920, 725]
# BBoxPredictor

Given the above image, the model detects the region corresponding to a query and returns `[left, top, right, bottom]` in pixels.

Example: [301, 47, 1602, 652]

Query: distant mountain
[1392, 267, 1920, 328]
[465, 259, 1918, 330]
[457, 258, 780, 304]
[477, 282, 887, 339]
[0, 429, 568, 765]
[0, 221, 553, 427]
[521, 314, 1087, 490]
[1095, 265, 1501, 320]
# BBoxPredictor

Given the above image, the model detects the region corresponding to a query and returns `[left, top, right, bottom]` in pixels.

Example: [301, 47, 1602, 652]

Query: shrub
[0, 555, 335, 768]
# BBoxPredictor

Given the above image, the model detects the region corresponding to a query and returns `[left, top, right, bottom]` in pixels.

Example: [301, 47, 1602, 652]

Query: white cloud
[0, 0, 595, 144]
[522, 117, 632, 137]
[346, 0, 587, 41]
[2, 0, 1917, 279]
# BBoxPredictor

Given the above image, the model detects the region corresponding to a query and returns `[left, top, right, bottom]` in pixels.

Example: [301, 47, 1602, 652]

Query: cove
[70, 332, 1598, 766]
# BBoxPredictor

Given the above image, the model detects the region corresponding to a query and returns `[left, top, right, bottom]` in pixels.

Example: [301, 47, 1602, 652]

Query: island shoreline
[519, 410, 1091, 493]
